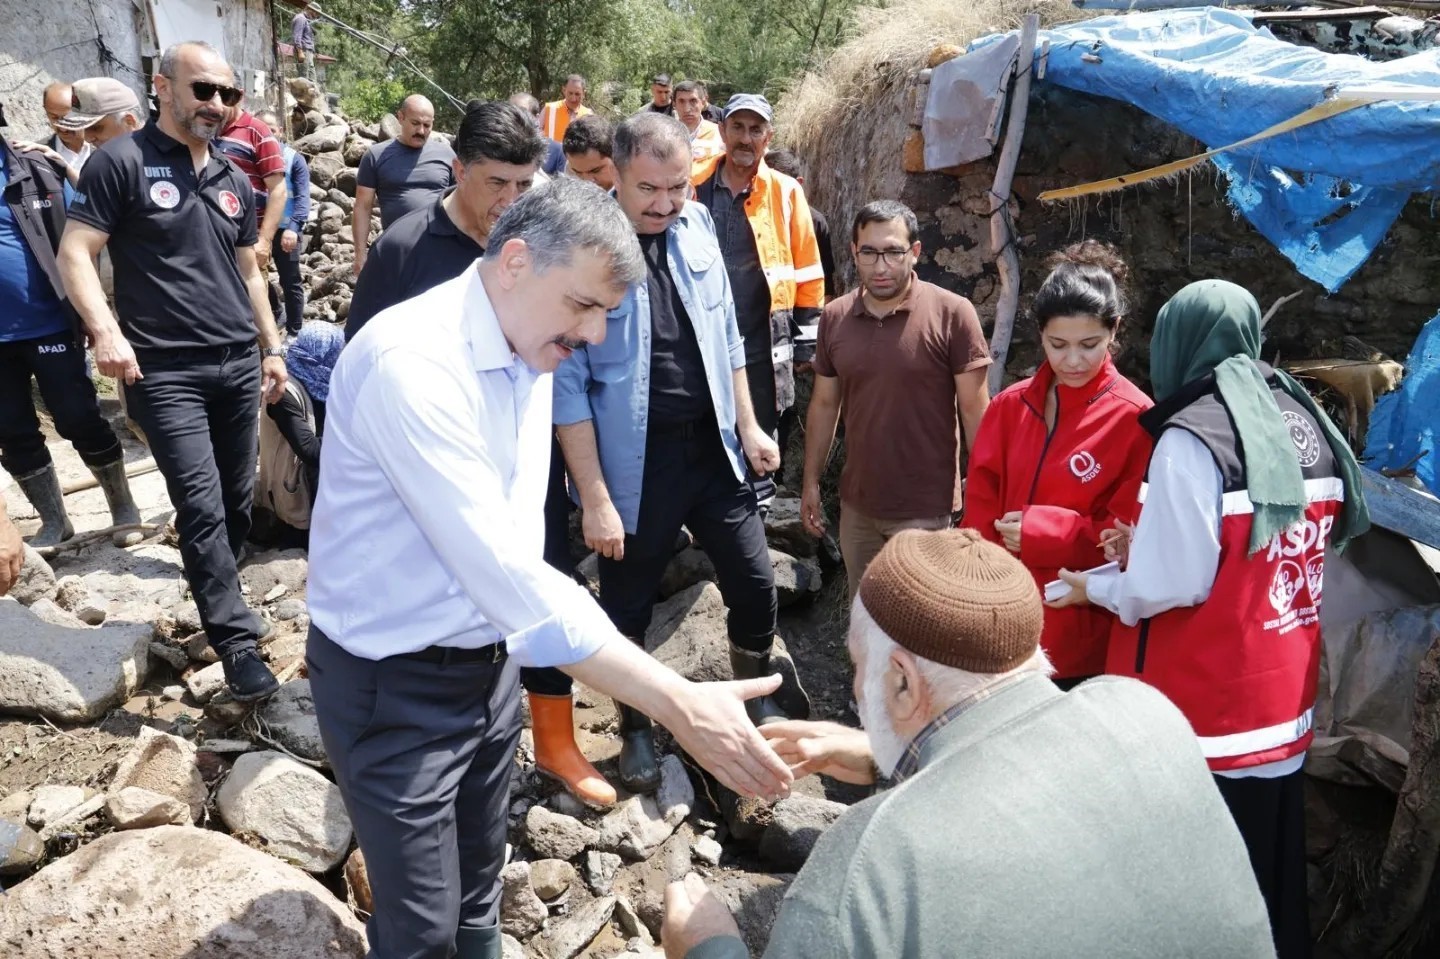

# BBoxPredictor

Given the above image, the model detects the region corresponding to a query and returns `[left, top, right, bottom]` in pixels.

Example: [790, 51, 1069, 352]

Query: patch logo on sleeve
[218, 190, 243, 218]
[149, 181, 180, 209]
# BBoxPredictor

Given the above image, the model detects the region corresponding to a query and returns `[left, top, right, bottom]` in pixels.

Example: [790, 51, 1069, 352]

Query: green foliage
[272, 0, 869, 125]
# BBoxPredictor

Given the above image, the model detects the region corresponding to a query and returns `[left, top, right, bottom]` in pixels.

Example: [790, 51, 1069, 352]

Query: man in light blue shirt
[306, 178, 793, 959]
[554, 114, 810, 796]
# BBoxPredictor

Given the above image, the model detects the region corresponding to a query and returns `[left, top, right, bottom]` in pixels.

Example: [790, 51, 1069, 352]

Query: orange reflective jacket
[540, 101, 593, 143]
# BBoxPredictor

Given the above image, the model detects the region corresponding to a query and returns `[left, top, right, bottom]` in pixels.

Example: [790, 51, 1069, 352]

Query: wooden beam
[1362, 468, 1440, 551]
[986, 13, 1039, 396]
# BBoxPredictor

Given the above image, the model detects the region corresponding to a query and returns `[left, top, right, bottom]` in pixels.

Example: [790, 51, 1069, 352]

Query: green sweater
[688, 675, 1276, 959]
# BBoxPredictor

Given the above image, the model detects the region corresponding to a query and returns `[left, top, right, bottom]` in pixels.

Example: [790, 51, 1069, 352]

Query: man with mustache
[554, 114, 806, 797]
[538, 75, 593, 146]
[308, 177, 792, 959]
[58, 41, 289, 702]
[692, 94, 824, 509]
[661, 529, 1276, 959]
[352, 94, 456, 275]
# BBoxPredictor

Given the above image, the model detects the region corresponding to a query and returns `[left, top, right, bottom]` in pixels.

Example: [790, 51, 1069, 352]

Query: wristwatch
[261, 346, 285, 358]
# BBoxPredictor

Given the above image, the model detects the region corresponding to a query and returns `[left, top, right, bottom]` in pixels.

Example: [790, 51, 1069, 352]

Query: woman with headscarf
[253, 321, 344, 546]
[1050, 279, 1368, 959]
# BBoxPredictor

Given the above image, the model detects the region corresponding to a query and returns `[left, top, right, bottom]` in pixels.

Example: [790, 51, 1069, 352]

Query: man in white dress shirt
[306, 177, 793, 959]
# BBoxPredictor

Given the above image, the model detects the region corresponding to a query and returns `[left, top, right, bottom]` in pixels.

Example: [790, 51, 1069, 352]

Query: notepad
[1044, 562, 1120, 602]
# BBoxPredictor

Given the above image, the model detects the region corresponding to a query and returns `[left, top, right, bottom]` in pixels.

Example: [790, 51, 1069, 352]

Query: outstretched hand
[666, 674, 793, 801]
[761, 719, 876, 784]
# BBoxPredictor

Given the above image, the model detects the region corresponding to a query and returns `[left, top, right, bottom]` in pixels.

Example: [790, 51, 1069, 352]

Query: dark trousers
[0, 330, 121, 476]
[599, 418, 776, 650]
[1214, 769, 1311, 959]
[744, 357, 780, 506]
[125, 345, 260, 657]
[271, 231, 306, 335]
[307, 627, 520, 959]
[522, 434, 577, 697]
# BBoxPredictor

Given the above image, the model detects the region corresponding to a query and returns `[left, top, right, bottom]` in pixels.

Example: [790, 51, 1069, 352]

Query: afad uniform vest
[1106, 372, 1343, 772]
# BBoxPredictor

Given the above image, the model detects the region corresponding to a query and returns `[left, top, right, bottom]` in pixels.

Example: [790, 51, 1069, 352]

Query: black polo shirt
[345, 189, 482, 343]
[68, 121, 258, 352]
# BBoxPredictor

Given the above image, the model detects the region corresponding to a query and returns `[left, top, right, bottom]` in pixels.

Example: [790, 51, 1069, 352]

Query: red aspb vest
[1106, 375, 1343, 772]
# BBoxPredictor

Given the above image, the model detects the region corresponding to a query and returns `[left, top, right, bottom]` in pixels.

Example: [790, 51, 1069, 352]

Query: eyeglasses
[173, 79, 244, 107]
[856, 247, 912, 267]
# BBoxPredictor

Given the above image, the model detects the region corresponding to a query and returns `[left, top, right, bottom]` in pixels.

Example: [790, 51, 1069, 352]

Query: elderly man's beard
[857, 658, 910, 779]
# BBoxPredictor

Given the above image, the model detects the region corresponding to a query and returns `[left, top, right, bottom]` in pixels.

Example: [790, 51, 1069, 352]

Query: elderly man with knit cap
[661, 528, 1277, 959]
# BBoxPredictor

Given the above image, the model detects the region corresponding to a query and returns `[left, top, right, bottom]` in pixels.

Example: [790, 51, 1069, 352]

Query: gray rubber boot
[16, 465, 74, 547]
[89, 458, 143, 546]
[454, 923, 502, 959]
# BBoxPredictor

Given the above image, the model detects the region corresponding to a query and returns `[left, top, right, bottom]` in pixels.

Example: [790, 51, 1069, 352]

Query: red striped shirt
[217, 111, 286, 216]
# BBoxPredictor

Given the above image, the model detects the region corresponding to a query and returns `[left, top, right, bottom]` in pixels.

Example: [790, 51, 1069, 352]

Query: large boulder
[342, 135, 372, 166]
[764, 497, 816, 558]
[0, 826, 366, 957]
[499, 861, 547, 940]
[708, 872, 793, 955]
[308, 151, 347, 190]
[0, 817, 43, 875]
[537, 895, 616, 959]
[658, 548, 821, 608]
[293, 123, 349, 155]
[109, 725, 208, 821]
[258, 680, 327, 765]
[216, 751, 352, 873]
[643, 583, 803, 688]
[758, 795, 846, 871]
[379, 113, 402, 141]
[11, 544, 56, 605]
[0, 602, 150, 722]
[525, 804, 598, 861]
[51, 543, 185, 611]
[594, 794, 678, 862]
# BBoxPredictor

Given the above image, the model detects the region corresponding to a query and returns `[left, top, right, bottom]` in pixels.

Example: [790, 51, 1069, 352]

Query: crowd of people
[0, 36, 1374, 959]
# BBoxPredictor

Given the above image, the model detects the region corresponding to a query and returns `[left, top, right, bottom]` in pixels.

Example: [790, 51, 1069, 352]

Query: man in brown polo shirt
[800, 200, 991, 595]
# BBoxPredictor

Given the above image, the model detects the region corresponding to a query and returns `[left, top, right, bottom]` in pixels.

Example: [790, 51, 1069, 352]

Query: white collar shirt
[52, 135, 92, 173]
[307, 264, 620, 665]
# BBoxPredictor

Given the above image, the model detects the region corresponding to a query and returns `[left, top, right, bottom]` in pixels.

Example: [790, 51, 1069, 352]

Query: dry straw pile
[776, 0, 1084, 279]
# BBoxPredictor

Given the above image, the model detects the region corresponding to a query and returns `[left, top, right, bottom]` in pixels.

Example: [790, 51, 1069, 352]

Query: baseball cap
[58, 77, 139, 131]
[722, 93, 772, 123]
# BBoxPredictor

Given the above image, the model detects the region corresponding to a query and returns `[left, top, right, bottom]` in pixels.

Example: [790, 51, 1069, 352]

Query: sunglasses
[184, 80, 244, 107]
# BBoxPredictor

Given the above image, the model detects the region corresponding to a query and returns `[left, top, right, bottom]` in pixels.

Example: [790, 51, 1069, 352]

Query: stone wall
[818, 84, 1440, 389]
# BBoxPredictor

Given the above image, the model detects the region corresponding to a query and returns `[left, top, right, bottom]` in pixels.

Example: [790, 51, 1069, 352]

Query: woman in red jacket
[962, 242, 1152, 687]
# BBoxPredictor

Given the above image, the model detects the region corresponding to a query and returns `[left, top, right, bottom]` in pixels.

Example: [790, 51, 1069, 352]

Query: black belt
[648, 413, 717, 440]
[396, 642, 507, 665]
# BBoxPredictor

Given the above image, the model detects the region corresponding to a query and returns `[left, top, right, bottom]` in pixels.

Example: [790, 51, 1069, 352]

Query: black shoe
[223, 649, 280, 702]
[615, 703, 661, 794]
[730, 641, 809, 725]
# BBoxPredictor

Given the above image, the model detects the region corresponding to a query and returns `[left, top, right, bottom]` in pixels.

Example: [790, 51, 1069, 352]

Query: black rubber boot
[730, 640, 810, 726]
[89, 457, 143, 546]
[615, 703, 661, 794]
[222, 648, 280, 702]
[16, 464, 74, 547]
[454, 923, 502, 959]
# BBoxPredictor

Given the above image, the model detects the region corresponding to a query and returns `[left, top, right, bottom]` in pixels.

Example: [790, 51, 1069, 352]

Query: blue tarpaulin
[972, 8, 1440, 290]
[1365, 310, 1440, 495]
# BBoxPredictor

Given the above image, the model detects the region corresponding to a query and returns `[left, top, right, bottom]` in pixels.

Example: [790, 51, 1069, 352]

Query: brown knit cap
[857, 528, 1042, 673]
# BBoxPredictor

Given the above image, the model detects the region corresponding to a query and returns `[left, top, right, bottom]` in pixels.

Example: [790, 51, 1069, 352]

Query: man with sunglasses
[799, 200, 991, 595]
[58, 41, 289, 703]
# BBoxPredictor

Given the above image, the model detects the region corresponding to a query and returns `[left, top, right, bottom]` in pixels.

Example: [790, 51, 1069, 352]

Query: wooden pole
[986, 14, 1040, 396]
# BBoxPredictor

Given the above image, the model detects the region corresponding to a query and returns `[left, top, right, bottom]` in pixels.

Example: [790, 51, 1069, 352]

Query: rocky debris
[185, 659, 228, 704]
[344, 848, 373, 915]
[0, 791, 31, 819]
[73, 590, 109, 625]
[500, 860, 549, 940]
[0, 817, 44, 875]
[659, 547, 821, 608]
[110, 725, 208, 820]
[709, 871, 794, 956]
[37, 793, 105, 841]
[216, 751, 352, 873]
[531, 857, 578, 900]
[240, 549, 310, 599]
[526, 804, 599, 861]
[537, 894, 616, 959]
[294, 123, 349, 154]
[596, 794, 681, 862]
[27, 785, 89, 828]
[610, 829, 694, 938]
[26, 597, 86, 628]
[759, 795, 846, 871]
[187, 630, 219, 663]
[0, 602, 150, 722]
[644, 583, 804, 692]
[258, 680, 327, 765]
[51, 544, 187, 612]
[10, 543, 56, 606]
[162, 684, 186, 701]
[502, 933, 525, 959]
[104, 786, 190, 829]
[584, 849, 623, 896]
[0, 826, 366, 956]
[204, 690, 253, 727]
[548, 790, 590, 819]
[274, 597, 308, 621]
[171, 599, 204, 634]
[693, 833, 724, 866]
[148, 640, 189, 672]
[614, 896, 655, 945]
[764, 497, 816, 558]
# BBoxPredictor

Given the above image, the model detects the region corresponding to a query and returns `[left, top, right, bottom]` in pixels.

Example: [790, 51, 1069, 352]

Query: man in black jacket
[0, 106, 140, 548]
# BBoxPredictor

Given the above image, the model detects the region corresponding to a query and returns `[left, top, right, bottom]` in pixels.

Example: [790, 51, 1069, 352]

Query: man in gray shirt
[353, 94, 455, 274]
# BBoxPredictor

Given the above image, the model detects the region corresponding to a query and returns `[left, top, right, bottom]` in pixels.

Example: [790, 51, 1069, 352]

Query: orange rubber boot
[529, 692, 617, 808]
